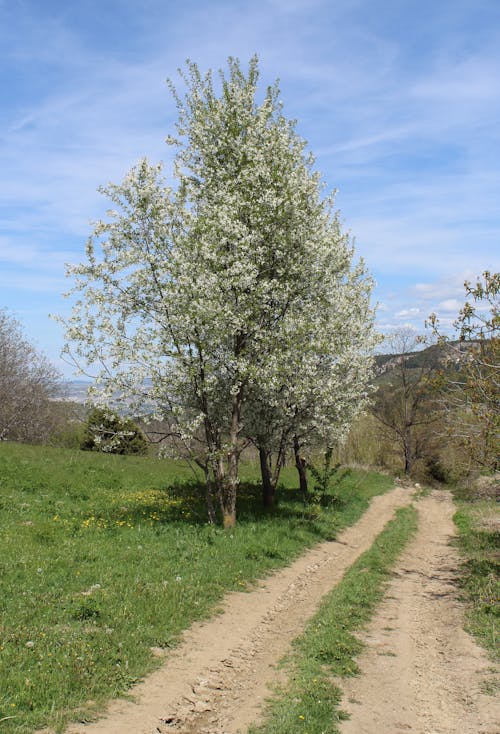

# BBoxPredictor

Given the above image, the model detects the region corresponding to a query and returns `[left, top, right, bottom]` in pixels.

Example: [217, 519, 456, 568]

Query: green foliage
[0, 442, 393, 733]
[307, 448, 351, 505]
[453, 497, 499, 661]
[308, 448, 337, 494]
[429, 271, 499, 474]
[370, 330, 441, 476]
[50, 421, 85, 449]
[48, 403, 86, 449]
[80, 407, 148, 455]
[251, 505, 418, 733]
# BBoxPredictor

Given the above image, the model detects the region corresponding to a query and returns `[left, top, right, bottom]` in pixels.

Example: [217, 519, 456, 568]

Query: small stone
[194, 701, 212, 713]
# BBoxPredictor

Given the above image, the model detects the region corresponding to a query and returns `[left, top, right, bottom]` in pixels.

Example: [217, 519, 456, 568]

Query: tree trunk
[222, 499, 237, 528]
[403, 427, 413, 475]
[220, 388, 243, 528]
[212, 457, 237, 528]
[203, 465, 217, 525]
[293, 435, 308, 501]
[259, 446, 275, 508]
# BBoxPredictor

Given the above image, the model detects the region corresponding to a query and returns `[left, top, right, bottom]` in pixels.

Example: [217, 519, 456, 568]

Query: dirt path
[60, 488, 498, 734]
[340, 490, 499, 734]
[62, 486, 412, 734]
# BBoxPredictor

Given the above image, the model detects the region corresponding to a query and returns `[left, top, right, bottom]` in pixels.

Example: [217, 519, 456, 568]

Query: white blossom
[61, 56, 377, 525]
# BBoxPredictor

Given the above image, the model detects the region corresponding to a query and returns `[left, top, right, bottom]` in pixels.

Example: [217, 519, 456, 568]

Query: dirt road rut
[62, 488, 499, 734]
[64, 486, 411, 734]
[340, 490, 499, 734]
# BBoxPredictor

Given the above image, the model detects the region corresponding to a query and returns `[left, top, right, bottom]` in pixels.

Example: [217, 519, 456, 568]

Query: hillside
[373, 339, 472, 374]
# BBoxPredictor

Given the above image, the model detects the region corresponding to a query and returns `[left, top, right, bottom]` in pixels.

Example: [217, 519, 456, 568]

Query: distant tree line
[0, 309, 63, 444]
[358, 272, 498, 482]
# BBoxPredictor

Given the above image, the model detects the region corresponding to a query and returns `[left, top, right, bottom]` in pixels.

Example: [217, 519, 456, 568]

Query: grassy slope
[0, 443, 392, 733]
[453, 498, 499, 662]
[250, 505, 418, 734]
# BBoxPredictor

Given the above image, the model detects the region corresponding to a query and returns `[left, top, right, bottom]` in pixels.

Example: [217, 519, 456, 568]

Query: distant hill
[373, 340, 476, 379]
[59, 342, 480, 401]
[59, 380, 92, 404]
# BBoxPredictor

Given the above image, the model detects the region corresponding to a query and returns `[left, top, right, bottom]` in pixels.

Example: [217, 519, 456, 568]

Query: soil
[57, 487, 498, 734]
[340, 490, 499, 734]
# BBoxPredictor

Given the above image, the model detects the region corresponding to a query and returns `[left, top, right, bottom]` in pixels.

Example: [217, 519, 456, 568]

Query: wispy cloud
[0, 0, 499, 375]
[395, 308, 421, 318]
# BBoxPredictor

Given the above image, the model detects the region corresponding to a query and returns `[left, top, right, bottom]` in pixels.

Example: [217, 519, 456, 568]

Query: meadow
[0, 443, 392, 733]
[453, 490, 499, 667]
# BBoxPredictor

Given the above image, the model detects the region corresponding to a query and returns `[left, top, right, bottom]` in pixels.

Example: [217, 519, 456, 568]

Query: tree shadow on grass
[84, 480, 341, 540]
[163, 480, 312, 523]
[178, 480, 341, 542]
[110, 480, 336, 533]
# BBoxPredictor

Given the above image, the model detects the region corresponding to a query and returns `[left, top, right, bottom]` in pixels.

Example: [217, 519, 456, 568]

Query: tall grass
[453, 496, 499, 662]
[0, 443, 393, 733]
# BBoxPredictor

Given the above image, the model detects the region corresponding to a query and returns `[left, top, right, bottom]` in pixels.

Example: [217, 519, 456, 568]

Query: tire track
[58, 486, 411, 734]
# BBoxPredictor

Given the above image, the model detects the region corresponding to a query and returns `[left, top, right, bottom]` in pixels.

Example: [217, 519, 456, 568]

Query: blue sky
[1, 0, 499, 377]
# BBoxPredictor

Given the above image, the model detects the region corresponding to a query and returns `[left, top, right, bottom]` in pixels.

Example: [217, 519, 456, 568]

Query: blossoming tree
[63, 56, 376, 526]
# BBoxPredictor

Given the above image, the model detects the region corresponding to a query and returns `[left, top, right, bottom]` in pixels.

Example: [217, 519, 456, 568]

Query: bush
[80, 407, 148, 455]
[50, 422, 85, 449]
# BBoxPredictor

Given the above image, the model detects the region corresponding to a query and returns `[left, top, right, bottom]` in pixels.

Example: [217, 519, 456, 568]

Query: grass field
[0, 443, 393, 733]
[453, 496, 499, 664]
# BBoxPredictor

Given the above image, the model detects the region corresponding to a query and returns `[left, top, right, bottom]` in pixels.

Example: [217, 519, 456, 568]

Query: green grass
[0, 443, 393, 733]
[250, 505, 418, 734]
[453, 499, 499, 662]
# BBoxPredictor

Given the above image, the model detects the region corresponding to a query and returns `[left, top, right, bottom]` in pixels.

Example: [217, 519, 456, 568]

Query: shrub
[80, 407, 148, 455]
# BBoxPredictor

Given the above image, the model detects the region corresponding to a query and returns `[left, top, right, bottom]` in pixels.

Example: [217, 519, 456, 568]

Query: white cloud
[395, 308, 421, 318]
[436, 298, 463, 313]
[377, 321, 420, 334]
[0, 271, 67, 294]
[412, 272, 477, 302]
[1, 0, 499, 374]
